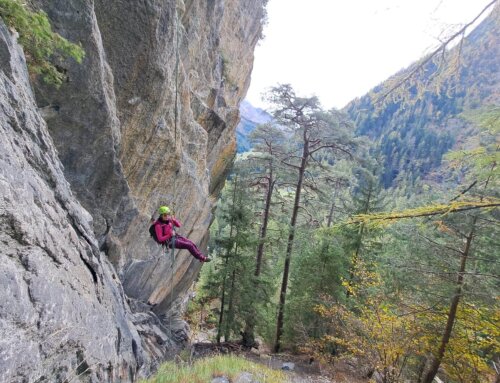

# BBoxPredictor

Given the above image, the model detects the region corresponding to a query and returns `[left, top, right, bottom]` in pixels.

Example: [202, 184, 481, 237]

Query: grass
[140, 354, 287, 383]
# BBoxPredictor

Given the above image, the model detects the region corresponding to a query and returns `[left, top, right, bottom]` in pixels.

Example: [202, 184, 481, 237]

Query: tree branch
[348, 201, 500, 225]
[280, 159, 301, 170]
[450, 180, 478, 201]
[418, 234, 464, 255]
[375, 0, 498, 103]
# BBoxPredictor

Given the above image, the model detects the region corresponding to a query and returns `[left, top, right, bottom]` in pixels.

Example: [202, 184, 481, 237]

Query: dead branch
[376, 0, 498, 103]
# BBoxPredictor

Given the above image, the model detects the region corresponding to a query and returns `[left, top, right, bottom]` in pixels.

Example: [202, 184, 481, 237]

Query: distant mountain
[344, 8, 500, 189]
[236, 100, 273, 152]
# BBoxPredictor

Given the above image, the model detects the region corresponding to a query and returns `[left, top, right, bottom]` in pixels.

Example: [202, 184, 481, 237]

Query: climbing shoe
[203, 257, 212, 263]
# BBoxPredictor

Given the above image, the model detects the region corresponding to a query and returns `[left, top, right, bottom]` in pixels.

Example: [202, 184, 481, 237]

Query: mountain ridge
[237, 99, 273, 152]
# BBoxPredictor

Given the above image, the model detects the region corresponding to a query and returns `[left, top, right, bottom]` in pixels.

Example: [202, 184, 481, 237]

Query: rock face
[0, 22, 145, 382]
[0, 0, 265, 381]
[32, 0, 265, 308]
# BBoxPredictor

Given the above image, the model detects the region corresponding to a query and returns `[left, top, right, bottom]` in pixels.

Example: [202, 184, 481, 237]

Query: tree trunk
[216, 176, 238, 344]
[224, 267, 237, 341]
[420, 216, 477, 383]
[216, 272, 227, 344]
[241, 315, 257, 348]
[216, 239, 232, 344]
[327, 185, 339, 227]
[255, 173, 275, 277]
[327, 201, 335, 228]
[274, 140, 308, 353]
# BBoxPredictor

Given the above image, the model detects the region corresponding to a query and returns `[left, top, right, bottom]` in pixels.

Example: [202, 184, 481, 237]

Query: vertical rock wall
[32, 0, 265, 311]
[0, 23, 146, 382]
[0, 0, 265, 381]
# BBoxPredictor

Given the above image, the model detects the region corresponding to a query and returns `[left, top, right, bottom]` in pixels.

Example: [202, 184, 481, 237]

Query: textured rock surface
[0, 0, 264, 381]
[31, 0, 265, 310]
[0, 22, 148, 382]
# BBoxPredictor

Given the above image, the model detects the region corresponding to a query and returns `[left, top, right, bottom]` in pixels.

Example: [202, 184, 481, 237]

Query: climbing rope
[169, 234, 176, 268]
[168, 234, 177, 331]
[173, 1, 181, 144]
[171, 1, 182, 214]
[152, 0, 183, 315]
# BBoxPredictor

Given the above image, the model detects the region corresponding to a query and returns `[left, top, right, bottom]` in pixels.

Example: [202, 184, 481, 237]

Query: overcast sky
[245, 0, 494, 110]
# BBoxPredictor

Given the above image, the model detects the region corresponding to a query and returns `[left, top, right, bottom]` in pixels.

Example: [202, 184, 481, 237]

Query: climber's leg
[174, 236, 207, 261]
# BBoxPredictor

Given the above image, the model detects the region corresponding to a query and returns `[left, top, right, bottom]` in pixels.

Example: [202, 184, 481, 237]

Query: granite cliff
[0, 0, 265, 381]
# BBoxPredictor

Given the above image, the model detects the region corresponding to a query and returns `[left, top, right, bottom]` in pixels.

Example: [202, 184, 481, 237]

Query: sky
[245, 0, 494, 110]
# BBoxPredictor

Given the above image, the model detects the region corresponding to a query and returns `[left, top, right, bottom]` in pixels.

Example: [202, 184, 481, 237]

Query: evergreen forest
[189, 8, 500, 383]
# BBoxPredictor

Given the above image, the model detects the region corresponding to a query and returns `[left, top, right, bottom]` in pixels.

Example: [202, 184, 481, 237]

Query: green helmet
[158, 206, 171, 215]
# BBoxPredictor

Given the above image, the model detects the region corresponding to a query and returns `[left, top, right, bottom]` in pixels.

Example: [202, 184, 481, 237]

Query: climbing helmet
[158, 206, 171, 215]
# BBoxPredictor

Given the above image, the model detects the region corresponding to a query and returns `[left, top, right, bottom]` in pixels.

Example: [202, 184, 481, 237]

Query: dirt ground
[245, 353, 369, 383]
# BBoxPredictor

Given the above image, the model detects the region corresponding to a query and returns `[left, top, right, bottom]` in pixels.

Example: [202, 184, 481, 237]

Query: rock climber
[154, 206, 211, 262]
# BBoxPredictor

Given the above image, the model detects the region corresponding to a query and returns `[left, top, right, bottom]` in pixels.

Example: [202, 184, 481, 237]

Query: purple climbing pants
[169, 235, 206, 261]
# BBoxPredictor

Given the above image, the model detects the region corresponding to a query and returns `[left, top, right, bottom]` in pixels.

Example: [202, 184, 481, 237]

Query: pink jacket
[154, 217, 181, 243]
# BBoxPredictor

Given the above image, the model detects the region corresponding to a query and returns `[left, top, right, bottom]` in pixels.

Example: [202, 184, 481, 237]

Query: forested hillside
[345, 11, 500, 189]
[189, 6, 500, 383]
[194, 85, 499, 382]
[239, 10, 499, 191]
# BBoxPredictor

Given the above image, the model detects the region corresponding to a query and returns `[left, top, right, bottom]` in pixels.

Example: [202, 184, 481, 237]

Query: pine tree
[240, 123, 285, 347]
[265, 84, 359, 352]
[343, 160, 385, 300]
[203, 162, 263, 344]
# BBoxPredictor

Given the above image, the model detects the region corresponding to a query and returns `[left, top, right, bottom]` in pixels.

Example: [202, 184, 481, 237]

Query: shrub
[0, 0, 84, 86]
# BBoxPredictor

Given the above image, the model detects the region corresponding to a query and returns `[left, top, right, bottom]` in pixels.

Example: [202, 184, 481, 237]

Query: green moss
[0, 0, 84, 86]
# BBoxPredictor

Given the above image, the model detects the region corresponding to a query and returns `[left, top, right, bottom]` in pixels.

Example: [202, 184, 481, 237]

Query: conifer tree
[265, 84, 359, 352]
[211, 169, 256, 343]
[202, 161, 267, 344]
[248, 123, 285, 277]
[419, 109, 499, 383]
[343, 160, 385, 299]
[240, 123, 285, 347]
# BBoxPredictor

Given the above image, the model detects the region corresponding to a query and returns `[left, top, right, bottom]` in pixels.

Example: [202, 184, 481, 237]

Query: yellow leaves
[312, 304, 328, 317]
[308, 293, 499, 382]
[341, 278, 357, 297]
[342, 256, 381, 298]
[358, 303, 424, 367]
[312, 302, 350, 323]
[410, 300, 500, 382]
[441, 303, 500, 381]
[309, 295, 427, 378]
[434, 220, 455, 235]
